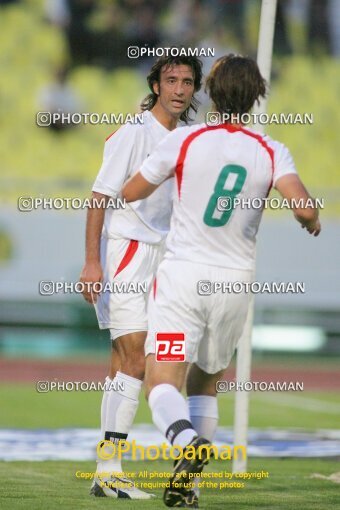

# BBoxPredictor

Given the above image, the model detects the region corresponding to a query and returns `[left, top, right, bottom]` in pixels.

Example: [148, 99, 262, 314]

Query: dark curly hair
[141, 53, 203, 123]
[205, 54, 267, 116]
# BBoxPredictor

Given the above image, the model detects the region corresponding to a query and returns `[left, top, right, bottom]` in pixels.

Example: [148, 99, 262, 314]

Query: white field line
[255, 393, 340, 414]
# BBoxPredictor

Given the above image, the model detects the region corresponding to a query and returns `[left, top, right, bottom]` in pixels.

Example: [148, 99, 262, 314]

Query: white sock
[148, 384, 196, 448]
[188, 395, 218, 495]
[188, 395, 218, 442]
[96, 376, 111, 471]
[100, 376, 111, 440]
[97, 371, 142, 474]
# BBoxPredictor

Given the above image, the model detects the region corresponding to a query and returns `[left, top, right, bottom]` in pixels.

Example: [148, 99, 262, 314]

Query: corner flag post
[232, 0, 278, 473]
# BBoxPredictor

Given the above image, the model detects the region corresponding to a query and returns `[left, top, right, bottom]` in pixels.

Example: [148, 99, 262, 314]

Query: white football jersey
[92, 110, 173, 244]
[140, 123, 297, 270]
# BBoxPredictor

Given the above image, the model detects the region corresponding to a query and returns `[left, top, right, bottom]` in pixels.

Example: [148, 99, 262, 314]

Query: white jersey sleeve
[267, 139, 297, 188]
[140, 127, 188, 185]
[92, 124, 138, 197]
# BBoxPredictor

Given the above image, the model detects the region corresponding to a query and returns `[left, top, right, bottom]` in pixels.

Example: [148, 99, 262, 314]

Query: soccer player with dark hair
[122, 54, 321, 507]
[80, 53, 203, 499]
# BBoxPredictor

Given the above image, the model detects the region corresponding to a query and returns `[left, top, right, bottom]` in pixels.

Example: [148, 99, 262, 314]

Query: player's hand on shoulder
[79, 262, 103, 304]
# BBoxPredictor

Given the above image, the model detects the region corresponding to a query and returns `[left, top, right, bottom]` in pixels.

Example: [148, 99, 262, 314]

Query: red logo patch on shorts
[155, 333, 185, 362]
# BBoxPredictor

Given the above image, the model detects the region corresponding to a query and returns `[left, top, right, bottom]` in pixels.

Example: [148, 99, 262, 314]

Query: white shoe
[90, 475, 155, 499]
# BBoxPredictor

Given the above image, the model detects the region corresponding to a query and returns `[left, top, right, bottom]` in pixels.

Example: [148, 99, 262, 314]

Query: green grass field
[1, 384, 340, 430]
[1, 382, 339, 508]
[0, 458, 339, 510]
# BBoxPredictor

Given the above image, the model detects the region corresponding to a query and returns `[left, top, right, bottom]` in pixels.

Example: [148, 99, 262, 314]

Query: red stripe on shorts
[114, 240, 139, 278]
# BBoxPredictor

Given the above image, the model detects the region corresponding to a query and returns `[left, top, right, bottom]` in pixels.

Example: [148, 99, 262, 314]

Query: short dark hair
[140, 54, 203, 123]
[205, 54, 267, 116]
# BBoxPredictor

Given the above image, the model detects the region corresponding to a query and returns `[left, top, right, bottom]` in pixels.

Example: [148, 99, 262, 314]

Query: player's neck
[150, 104, 178, 131]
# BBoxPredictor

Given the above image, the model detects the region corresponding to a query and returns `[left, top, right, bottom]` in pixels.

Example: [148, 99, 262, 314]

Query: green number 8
[203, 164, 247, 227]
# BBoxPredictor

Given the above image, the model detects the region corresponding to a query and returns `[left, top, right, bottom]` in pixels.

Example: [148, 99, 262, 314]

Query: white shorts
[94, 237, 162, 331]
[145, 259, 253, 374]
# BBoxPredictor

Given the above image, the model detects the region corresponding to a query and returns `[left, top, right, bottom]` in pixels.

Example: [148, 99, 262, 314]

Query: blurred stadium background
[0, 1, 340, 508]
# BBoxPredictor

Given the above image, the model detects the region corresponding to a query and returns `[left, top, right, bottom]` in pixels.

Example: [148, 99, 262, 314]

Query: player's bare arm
[275, 174, 321, 236]
[79, 191, 110, 304]
[122, 173, 159, 202]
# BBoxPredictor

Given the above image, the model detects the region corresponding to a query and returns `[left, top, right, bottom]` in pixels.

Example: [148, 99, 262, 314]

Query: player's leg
[100, 330, 145, 474]
[108, 337, 121, 379]
[185, 265, 250, 504]
[189, 271, 249, 504]
[145, 361, 222, 446]
[186, 363, 224, 443]
[144, 258, 204, 446]
[92, 239, 158, 499]
[97, 330, 140, 472]
[92, 330, 154, 499]
[145, 355, 195, 447]
[98, 339, 121, 443]
[145, 356, 209, 508]
[190, 265, 251, 443]
[186, 364, 224, 499]
[145, 259, 212, 507]
[93, 236, 119, 455]
[99, 329, 140, 455]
